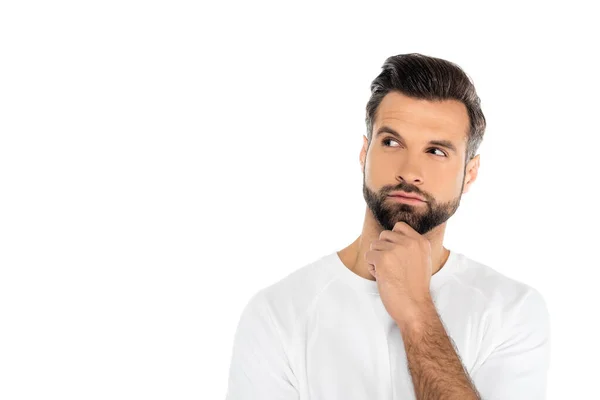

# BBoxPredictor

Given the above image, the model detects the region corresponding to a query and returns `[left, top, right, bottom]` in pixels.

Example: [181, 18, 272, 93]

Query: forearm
[397, 301, 481, 400]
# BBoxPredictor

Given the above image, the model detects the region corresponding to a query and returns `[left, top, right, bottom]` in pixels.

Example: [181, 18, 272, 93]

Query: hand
[364, 221, 434, 326]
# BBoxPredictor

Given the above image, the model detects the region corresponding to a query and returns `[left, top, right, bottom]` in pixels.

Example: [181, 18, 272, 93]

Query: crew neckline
[330, 248, 460, 295]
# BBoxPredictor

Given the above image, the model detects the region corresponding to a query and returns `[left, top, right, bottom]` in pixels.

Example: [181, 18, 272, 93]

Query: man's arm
[397, 300, 481, 400]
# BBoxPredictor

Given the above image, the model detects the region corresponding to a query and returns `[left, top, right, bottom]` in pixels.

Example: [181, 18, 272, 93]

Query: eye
[381, 137, 400, 147]
[382, 138, 447, 157]
[428, 148, 447, 157]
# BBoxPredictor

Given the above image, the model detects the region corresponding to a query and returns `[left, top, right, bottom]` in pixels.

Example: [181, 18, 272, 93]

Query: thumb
[367, 263, 377, 279]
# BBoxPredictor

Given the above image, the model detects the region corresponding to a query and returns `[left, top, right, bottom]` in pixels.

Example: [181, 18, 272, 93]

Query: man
[225, 53, 551, 399]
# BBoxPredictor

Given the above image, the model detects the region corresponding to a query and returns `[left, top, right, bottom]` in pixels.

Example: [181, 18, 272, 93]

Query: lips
[388, 191, 425, 201]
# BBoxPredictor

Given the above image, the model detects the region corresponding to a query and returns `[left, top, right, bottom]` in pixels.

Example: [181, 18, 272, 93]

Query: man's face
[361, 91, 479, 235]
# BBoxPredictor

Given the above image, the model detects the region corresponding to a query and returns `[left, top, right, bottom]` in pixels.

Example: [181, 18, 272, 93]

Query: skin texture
[337, 91, 482, 399]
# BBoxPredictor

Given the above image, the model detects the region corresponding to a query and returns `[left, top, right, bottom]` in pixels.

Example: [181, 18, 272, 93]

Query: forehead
[374, 91, 470, 144]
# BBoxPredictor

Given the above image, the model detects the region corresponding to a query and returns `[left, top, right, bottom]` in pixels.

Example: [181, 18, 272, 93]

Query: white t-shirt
[225, 249, 551, 399]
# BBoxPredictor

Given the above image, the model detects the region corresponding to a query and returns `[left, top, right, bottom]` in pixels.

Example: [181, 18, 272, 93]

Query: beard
[362, 169, 466, 235]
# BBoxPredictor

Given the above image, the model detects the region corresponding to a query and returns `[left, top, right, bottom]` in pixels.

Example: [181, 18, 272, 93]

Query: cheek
[428, 171, 462, 198]
[365, 162, 392, 189]
[363, 157, 380, 181]
[434, 164, 464, 187]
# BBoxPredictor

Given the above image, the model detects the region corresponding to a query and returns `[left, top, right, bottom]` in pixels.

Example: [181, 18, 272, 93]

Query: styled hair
[366, 53, 486, 165]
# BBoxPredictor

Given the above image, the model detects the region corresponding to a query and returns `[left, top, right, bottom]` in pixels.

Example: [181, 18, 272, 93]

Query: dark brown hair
[366, 53, 486, 165]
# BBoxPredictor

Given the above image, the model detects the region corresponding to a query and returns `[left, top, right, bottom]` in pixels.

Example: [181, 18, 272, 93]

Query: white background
[1, 1, 598, 399]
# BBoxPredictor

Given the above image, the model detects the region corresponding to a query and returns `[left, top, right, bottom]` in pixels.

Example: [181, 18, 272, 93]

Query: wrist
[395, 298, 437, 334]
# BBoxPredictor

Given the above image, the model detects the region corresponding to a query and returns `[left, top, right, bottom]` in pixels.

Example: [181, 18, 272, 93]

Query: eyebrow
[375, 125, 458, 154]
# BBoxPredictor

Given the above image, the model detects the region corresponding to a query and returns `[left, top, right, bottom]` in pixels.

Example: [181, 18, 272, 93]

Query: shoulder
[240, 252, 343, 336]
[454, 253, 548, 316]
[452, 253, 551, 348]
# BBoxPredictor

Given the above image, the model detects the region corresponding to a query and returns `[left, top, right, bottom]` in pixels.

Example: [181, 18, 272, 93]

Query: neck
[338, 206, 450, 282]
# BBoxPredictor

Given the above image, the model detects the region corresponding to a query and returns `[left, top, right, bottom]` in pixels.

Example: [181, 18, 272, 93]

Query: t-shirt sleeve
[225, 290, 299, 400]
[471, 287, 551, 400]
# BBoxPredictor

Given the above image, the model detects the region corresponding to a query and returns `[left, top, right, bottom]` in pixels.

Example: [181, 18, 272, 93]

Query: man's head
[360, 53, 486, 235]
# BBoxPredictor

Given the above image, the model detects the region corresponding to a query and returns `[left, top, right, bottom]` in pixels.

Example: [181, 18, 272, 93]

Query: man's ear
[360, 135, 369, 171]
[462, 154, 480, 194]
